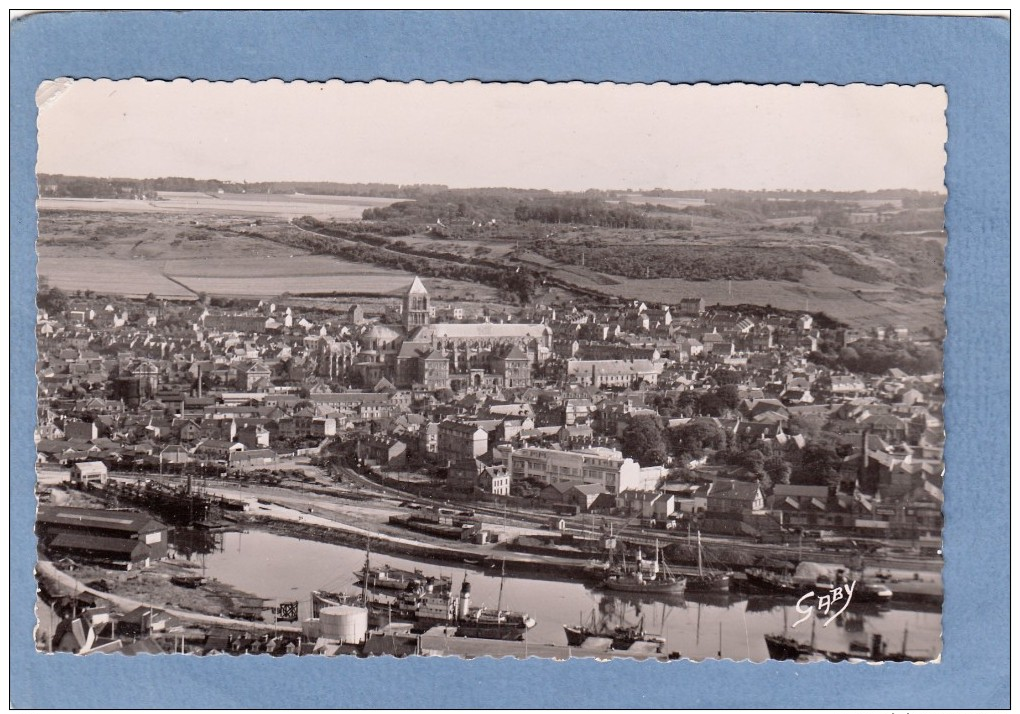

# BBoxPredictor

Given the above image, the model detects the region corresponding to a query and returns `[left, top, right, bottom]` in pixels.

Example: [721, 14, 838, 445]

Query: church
[354, 277, 553, 391]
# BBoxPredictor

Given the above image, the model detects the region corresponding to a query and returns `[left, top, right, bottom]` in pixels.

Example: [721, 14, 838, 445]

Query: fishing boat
[764, 633, 816, 661]
[365, 565, 536, 641]
[354, 564, 432, 592]
[364, 576, 457, 628]
[823, 632, 929, 663]
[683, 531, 732, 593]
[742, 567, 802, 595]
[456, 607, 537, 640]
[353, 540, 452, 594]
[764, 608, 817, 661]
[766, 630, 929, 663]
[564, 609, 666, 652]
[602, 542, 687, 595]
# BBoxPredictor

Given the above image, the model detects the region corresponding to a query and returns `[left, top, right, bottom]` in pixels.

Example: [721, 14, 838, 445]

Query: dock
[410, 626, 673, 660]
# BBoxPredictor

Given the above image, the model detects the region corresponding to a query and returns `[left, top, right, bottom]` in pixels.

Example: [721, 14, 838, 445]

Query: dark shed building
[37, 506, 169, 568]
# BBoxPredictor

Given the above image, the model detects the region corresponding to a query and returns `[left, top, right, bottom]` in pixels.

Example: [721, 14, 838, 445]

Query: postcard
[33, 78, 947, 663]
[11, 10, 1009, 711]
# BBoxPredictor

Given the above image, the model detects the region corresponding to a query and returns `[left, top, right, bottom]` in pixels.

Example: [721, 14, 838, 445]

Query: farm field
[35, 194, 945, 331]
[160, 255, 411, 280]
[36, 208, 506, 303]
[599, 272, 943, 334]
[173, 273, 415, 298]
[38, 192, 399, 221]
[38, 256, 197, 299]
[611, 195, 707, 208]
[511, 246, 940, 332]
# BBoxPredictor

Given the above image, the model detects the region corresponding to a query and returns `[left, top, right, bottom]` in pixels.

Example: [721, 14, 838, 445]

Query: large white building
[566, 359, 664, 388]
[507, 446, 657, 494]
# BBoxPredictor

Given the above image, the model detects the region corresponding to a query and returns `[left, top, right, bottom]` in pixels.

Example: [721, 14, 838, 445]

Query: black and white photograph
[33, 78, 947, 662]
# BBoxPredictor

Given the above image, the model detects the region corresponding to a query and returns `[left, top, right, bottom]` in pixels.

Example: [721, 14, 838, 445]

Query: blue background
[10, 10, 1010, 709]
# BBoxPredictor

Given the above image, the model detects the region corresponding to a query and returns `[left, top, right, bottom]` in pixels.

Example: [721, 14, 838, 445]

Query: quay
[366, 625, 674, 661]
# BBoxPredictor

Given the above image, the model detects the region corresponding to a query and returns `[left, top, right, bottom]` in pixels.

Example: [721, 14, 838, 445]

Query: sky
[36, 79, 948, 193]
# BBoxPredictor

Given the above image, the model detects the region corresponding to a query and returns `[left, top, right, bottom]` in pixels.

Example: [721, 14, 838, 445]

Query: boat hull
[743, 570, 802, 595]
[564, 625, 588, 647]
[563, 624, 665, 652]
[604, 579, 687, 595]
[684, 574, 732, 593]
[764, 634, 813, 661]
[454, 623, 530, 641]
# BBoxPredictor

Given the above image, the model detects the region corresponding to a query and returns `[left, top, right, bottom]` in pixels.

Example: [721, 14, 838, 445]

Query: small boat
[603, 542, 686, 595]
[855, 580, 893, 602]
[833, 569, 893, 603]
[170, 575, 207, 589]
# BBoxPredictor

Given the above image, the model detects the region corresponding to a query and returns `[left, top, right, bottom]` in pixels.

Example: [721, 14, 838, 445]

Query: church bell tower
[403, 276, 431, 331]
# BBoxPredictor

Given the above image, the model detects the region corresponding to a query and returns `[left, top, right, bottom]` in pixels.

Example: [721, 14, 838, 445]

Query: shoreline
[36, 558, 300, 634]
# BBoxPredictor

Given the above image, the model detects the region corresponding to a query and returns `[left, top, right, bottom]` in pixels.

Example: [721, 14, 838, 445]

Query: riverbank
[247, 515, 607, 583]
[36, 558, 300, 634]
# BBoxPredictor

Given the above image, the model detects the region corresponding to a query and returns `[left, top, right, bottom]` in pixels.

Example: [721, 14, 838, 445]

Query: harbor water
[185, 529, 942, 661]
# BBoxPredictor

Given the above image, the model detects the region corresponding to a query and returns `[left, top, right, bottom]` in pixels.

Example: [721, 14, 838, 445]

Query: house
[418, 422, 439, 454]
[193, 439, 244, 462]
[237, 424, 271, 449]
[491, 345, 532, 389]
[508, 446, 654, 494]
[537, 481, 574, 505]
[558, 424, 594, 448]
[159, 444, 190, 465]
[563, 398, 595, 426]
[618, 490, 676, 519]
[478, 463, 511, 496]
[63, 420, 98, 441]
[437, 421, 489, 465]
[236, 360, 272, 391]
[448, 458, 510, 496]
[566, 359, 663, 389]
[228, 448, 278, 469]
[830, 375, 867, 395]
[769, 484, 831, 527]
[173, 418, 203, 443]
[70, 461, 108, 487]
[359, 436, 408, 467]
[118, 606, 170, 636]
[565, 483, 611, 512]
[678, 298, 705, 316]
[705, 479, 766, 515]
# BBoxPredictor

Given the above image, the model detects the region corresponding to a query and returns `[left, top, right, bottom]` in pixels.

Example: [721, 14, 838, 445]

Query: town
[35, 273, 944, 660]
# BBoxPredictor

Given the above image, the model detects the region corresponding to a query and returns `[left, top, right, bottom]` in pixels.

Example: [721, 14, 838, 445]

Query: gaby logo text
[792, 581, 856, 628]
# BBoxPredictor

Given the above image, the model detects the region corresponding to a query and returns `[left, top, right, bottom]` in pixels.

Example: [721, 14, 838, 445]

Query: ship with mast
[765, 624, 928, 663]
[349, 545, 536, 641]
[601, 541, 687, 595]
[681, 531, 732, 593]
[563, 608, 666, 652]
